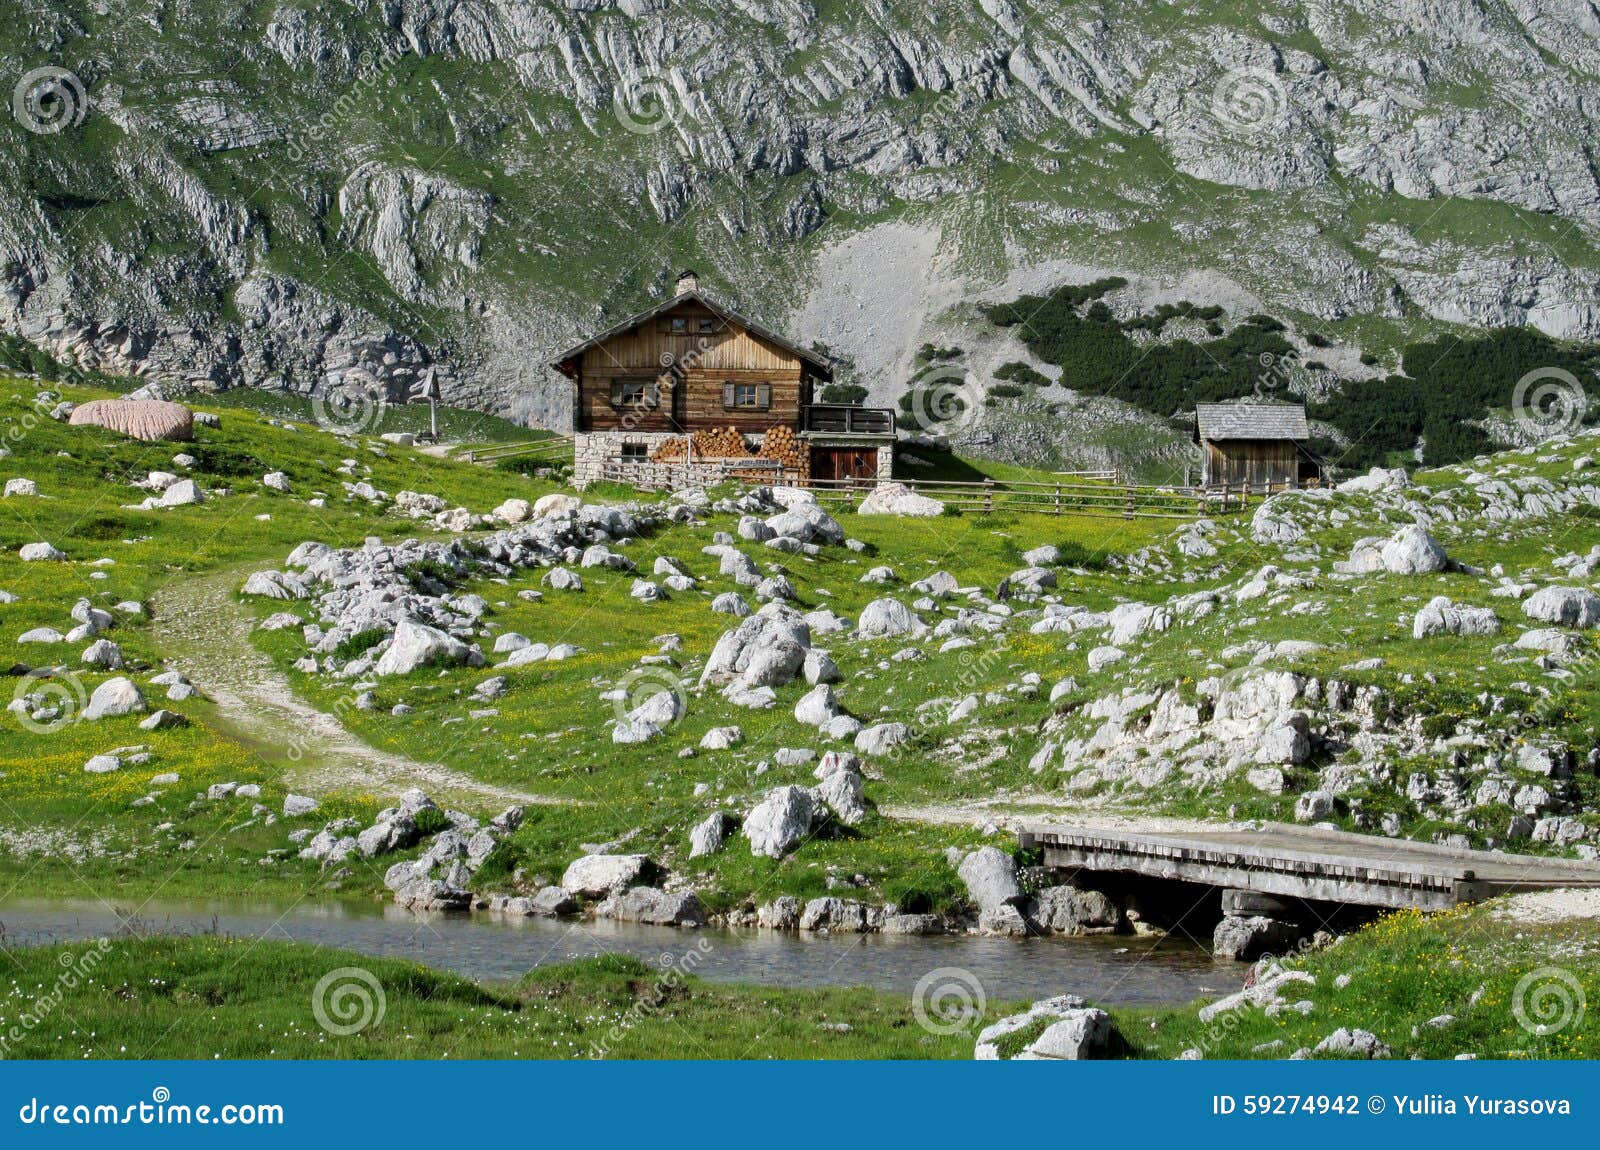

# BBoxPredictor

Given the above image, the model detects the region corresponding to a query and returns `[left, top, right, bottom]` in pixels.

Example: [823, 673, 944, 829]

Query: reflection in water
[0, 898, 1233, 1006]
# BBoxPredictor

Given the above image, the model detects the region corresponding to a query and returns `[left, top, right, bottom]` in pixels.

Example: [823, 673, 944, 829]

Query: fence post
[1124, 486, 1134, 519]
[983, 479, 994, 513]
[1054, 483, 1061, 516]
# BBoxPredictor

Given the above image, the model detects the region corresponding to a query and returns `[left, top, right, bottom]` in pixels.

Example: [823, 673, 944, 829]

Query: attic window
[697, 318, 715, 334]
[668, 317, 688, 334]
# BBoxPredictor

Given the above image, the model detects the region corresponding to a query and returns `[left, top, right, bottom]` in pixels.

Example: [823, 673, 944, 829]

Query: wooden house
[1193, 402, 1325, 490]
[552, 271, 896, 486]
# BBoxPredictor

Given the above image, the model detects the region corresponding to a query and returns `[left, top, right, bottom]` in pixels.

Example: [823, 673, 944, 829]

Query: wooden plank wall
[1205, 439, 1299, 488]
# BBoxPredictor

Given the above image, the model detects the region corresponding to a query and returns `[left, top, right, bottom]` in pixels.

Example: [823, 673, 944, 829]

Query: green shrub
[412, 806, 452, 837]
[332, 628, 388, 660]
[994, 361, 1051, 387]
[819, 382, 868, 404]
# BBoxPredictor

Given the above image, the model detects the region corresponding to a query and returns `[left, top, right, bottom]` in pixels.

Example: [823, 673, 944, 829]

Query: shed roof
[1194, 402, 1309, 442]
[549, 288, 832, 380]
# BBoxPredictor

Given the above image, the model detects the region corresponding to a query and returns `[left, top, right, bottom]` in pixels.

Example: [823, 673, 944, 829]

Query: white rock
[1522, 586, 1600, 629]
[373, 617, 481, 676]
[561, 854, 649, 897]
[743, 785, 820, 858]
[856, 482, 944, 517]
[83, 677, 146, 720]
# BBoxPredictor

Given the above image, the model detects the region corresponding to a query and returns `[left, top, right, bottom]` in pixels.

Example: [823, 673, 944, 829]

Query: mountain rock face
[2, 1, 1598, 422]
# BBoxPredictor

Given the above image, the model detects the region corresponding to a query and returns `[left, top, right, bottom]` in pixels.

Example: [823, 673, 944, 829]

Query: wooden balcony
[801, 404, 896, 436]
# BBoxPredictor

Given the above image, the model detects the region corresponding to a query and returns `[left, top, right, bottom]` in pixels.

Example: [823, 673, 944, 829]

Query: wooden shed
[1194, 402, 1324, 490]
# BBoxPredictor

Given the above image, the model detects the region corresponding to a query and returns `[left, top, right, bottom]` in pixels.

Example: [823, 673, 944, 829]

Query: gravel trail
[150, 566, 548, 808]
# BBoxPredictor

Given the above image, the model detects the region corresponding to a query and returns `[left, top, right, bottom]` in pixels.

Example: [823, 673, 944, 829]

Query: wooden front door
[811, 446, 879, 482]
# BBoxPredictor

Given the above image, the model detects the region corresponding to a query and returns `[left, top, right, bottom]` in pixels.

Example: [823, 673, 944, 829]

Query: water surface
[0, 897, 1232, 1006]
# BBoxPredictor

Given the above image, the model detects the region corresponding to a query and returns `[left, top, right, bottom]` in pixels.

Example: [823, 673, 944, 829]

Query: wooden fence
[805, 475, 1280, 519]
[469, 442, 1297, 520]
[463, 436, 574, 465]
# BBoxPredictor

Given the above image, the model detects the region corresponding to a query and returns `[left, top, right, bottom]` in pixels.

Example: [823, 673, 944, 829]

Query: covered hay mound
[68, 399, 195, 442]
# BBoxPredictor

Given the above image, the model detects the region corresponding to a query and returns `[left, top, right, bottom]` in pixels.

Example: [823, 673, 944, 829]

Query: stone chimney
[675, 269, 700, 295]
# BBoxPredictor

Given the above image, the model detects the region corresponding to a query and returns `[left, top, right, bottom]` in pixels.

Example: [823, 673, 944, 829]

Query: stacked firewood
[759, 424, 810, 482]
[650, 427, 753, 462]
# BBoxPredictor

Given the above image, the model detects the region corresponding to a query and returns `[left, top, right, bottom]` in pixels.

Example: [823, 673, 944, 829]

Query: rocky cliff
[2, 1, 1598, 424]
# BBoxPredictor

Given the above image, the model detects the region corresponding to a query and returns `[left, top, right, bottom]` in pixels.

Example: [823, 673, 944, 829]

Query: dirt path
[150, 567, 548, 809]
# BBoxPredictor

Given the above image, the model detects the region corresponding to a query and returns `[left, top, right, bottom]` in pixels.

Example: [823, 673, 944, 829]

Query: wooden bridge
[1021, 823, 1600, 912]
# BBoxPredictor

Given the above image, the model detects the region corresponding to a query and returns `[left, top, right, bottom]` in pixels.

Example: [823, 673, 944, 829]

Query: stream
[0, 897, 1230, 1006]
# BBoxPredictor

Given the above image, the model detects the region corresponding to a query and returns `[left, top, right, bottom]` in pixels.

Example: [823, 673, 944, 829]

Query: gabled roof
[549, 289, 833, 380]
[1194, 402, 1310, 442]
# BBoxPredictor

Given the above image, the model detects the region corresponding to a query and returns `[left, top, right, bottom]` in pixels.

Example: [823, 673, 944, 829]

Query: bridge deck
[1022, 823, 1600, 911]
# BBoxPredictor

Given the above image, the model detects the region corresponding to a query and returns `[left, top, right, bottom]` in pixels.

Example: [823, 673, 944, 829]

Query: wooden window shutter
[646, 381, 660, 408]
[722, 382, 735, 409]
[756, 383, 771, 410]
[609, 380, 624, 406]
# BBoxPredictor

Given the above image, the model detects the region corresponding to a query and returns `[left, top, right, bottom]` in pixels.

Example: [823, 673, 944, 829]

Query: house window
[723, 382, 771, 410]
[669, 317, 688, 333]
[697, 318, 715, 334]
[609, 379, 658, 409]
[620, 443, 648, 459]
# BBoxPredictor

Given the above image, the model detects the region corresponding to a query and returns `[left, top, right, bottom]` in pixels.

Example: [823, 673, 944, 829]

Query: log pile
[646, 424, 810, 483]
[759, 425, 810, 483]
[650, 427, 753, 462]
